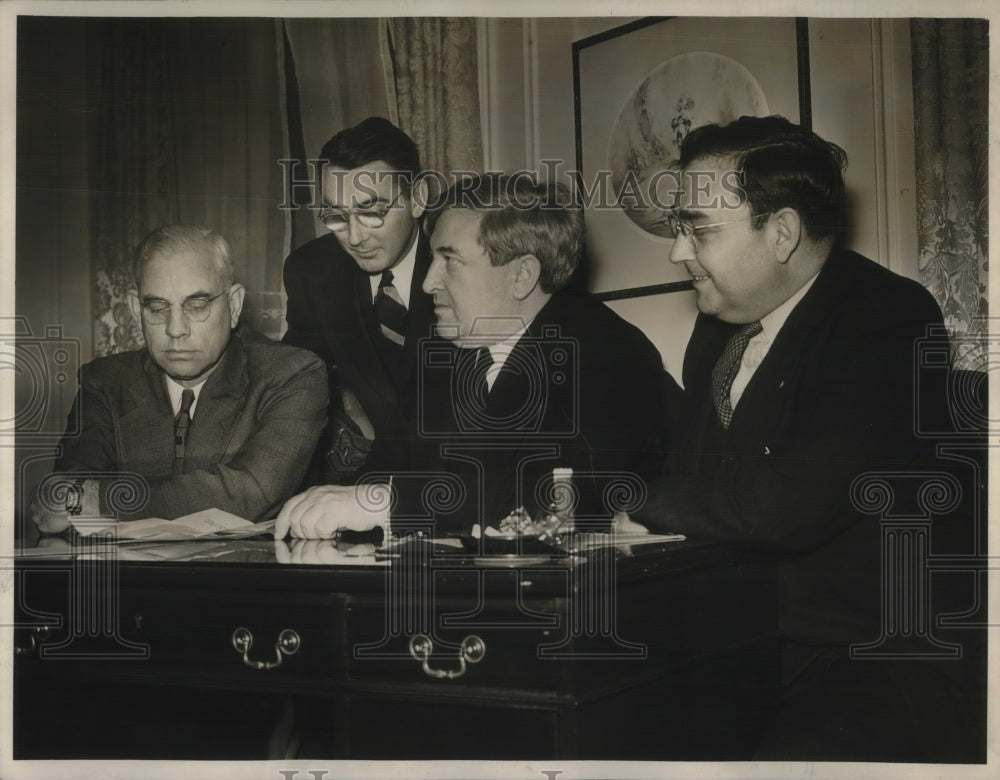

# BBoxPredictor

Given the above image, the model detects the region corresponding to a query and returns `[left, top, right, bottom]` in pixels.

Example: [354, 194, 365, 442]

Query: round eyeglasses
[140, 289, 228, 324]
[319, 192, 403, 232]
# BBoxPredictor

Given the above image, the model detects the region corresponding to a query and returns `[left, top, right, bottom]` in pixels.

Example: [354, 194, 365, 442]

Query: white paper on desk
[70, 508, 274, 542]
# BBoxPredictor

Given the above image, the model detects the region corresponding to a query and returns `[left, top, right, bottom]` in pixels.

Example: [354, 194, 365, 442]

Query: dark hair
[318, 116, 421, 190]
[424, 174, 582, 294]
[133, 223, 233, 290]
[679, 115, 849, 242]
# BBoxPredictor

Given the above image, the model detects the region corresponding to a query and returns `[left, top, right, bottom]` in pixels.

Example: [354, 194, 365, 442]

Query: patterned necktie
[711, 321, 763, 429]
[173, 388, 195, 474]
[375, 270, 407, 347]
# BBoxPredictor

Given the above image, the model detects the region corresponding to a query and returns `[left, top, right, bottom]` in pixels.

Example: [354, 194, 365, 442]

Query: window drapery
[90, 19, 290, 353]
[384, 18, 484, 185]
[88, 17, 483, 356]
[911, 19, 988, 371]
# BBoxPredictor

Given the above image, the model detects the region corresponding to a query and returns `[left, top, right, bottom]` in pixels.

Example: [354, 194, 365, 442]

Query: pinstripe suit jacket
[55, 326, 328, 522]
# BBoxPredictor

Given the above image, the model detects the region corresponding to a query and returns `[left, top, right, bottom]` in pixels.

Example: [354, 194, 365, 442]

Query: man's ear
[772, 208, 802, 264]
[127, 290, 142, 325]
[228, 284, 246, 328]
[408, 177, 428, 220]
[510, 254, 542, 300]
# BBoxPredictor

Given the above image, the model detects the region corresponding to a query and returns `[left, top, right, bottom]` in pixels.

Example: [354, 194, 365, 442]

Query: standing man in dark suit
[31, 224, 328, 532]
[282, 116, 435, 480]
[276, 175, 677, 539]
[634, 116, 979, 761]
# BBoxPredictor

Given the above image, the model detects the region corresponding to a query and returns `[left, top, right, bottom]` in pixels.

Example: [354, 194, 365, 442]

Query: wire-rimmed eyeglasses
[660, 212, 770, 242]
[140, 289, 229, 324]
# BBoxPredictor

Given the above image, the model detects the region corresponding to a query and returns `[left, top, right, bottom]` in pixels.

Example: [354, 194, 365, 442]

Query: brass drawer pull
[14, 625, 51, 656]
[231, 627, 300, 670]
[408, 634, 485, 680]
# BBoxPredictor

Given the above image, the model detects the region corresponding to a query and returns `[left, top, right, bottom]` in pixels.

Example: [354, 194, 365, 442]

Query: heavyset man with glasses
[31, 224, 328, 533]
[282, 116, 436, 481]
[635, 116, 978, 761]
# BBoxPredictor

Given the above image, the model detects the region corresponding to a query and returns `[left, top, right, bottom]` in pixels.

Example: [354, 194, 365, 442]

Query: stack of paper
[69, 508, 274, 543]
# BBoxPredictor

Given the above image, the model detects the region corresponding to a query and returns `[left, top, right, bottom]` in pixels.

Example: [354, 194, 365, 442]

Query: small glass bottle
[537, 467, 575, 541]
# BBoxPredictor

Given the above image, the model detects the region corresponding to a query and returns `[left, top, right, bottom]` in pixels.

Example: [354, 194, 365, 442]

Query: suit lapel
[118, 354, 176, 475]
[724, 259, 839, 435]
[402, 233, 436, 382]
[183, 334, 245, 468]
[326, 256, 401, 409]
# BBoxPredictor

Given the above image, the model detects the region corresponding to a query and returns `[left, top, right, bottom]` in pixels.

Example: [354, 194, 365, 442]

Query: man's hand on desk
[274, 484, 389, 539]
[30, 497, 72, 535]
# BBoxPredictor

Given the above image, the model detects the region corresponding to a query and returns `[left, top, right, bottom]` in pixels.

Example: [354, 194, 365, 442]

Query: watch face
[65, 479, 84, 516]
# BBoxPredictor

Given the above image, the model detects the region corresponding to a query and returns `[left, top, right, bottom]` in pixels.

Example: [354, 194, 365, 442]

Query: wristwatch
[64, 479, 86, 516]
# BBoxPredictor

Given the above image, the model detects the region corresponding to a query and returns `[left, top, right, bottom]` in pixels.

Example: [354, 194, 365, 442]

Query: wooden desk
[14, 534, 779, 760]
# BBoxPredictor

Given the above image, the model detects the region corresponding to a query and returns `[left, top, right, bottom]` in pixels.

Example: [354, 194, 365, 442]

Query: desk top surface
[14, 531, 754, 587]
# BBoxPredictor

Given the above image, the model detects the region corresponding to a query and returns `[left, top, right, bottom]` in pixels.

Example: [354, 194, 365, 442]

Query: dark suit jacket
[400, 290, 680, 533]
[637, 250, 949, 648]
[282, 232, 436, 475]
[55, 326, 328, 522]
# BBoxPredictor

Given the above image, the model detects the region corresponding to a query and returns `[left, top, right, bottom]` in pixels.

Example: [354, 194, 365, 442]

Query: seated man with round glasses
[30, 223, 328, 534]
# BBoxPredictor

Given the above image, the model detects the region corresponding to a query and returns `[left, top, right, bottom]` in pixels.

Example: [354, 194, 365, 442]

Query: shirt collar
[759, 271, 820, 343]
[165, 374, 208, 417]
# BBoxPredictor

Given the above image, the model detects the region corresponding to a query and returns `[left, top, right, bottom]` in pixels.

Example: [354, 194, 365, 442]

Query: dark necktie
[473, 347, 493, 402]
[455, 347, 493, 429]
[375, 270, 407, 347]
[711, 321, 762, 429]
[173, 388, 195, 474]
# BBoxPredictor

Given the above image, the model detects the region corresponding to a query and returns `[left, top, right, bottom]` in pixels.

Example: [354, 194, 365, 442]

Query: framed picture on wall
[571, 16, 811, 375]
[573, 15, 811, 299]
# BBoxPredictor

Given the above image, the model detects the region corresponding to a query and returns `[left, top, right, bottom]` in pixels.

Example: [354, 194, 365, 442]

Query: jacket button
[763, 446, 771, 455]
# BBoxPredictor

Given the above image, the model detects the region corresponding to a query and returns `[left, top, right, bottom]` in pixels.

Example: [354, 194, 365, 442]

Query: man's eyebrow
[141, 291, 214, 303]
[321, 194, 392, 210]
[355, 194, 392, 208]
[675, 208, 707, 221]
[432, 244, 461, 256]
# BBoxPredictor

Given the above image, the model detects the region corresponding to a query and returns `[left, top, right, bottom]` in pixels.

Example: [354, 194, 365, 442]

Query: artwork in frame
[573, 16, 811, 299]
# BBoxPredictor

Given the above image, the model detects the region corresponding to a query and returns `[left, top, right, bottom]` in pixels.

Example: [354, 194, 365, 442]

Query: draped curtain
[384, 18, 483, 186]
[910, 19, 989, 371]
[279, 17, 482, 255]
[89, 17, 483, 354]
[281, 18, 392, 250]
[90, 18, 290, 353]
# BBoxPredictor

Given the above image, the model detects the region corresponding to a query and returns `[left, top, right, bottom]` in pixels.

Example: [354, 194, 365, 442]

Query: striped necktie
[711, 320, 762, 429]
[375, 270, 407, 347]
[173, 388, 195, 474]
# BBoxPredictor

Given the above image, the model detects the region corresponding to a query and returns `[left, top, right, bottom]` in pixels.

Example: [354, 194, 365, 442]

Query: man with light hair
[32, 223, 328, 531]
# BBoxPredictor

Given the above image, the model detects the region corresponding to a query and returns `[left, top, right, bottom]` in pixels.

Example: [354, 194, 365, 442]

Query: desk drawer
[120, 588, 347, 681]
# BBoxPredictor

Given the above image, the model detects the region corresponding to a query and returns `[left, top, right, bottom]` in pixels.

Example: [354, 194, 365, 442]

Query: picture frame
[573, 17, 811, 300]
[573, 16, 812, 302]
